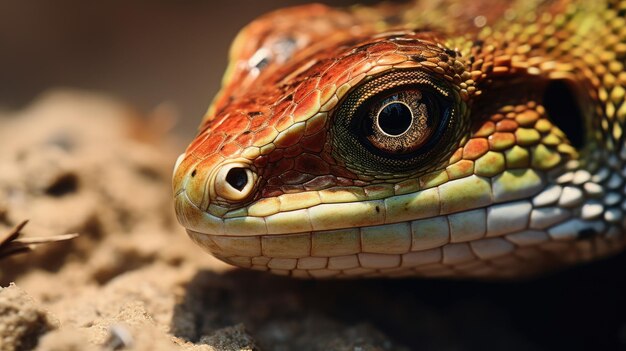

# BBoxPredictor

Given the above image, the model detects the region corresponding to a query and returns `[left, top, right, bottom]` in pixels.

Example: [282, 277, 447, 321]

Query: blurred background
[0, 0, 383, 139]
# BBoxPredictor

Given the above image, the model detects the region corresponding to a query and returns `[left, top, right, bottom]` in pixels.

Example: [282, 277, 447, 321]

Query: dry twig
[0, 220, 78, 260]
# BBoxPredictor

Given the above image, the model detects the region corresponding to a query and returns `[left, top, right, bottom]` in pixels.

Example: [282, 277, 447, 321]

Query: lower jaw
[186, 228, 626, 279]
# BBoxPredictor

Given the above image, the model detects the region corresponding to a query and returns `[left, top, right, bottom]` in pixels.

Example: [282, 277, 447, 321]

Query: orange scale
[294, 153, 331, 175]
[185, 132, 210, 155]
[235, 131, 254, 147]
[192, 133, 226, 156]
[488, 132, 516, 151]
[365, 41, 398, 55]
[396, 45, 428, 55]
[219, 143, 242, 158]
[249, 114, 268, 131]
[294, 77, 321, 102]
[418, 60, 438, 69]
[514, 105, 527, 113]
[334, 70, 352, 87]
[275, 101, 297, 121]
[446, 159, 474, 179]
[305, 113, 328, 136]
[275, 128, 304, 149]
[473, 121, 496, 137]
[270, 100, 295, 123]
[275, 115, 296, 133]
[448, 147, 464, 164]
[495, 119, 519, 132]
[217, 114, 250, 136]
[462, 138, 489, 160]
[252, 127, 278, 146]
[376, 53, 408, 66]
[293, 90, 322, 122]
[337, 51, 369, 71]
[349, 60, 375, 78]
[198, 154, 226, 171]
[316, 60, 342, 87]
[304, 58, 336, 78]
[515, 109, 541, 127]
[491, 113, 505, 122]
[319, 84, 337, 105]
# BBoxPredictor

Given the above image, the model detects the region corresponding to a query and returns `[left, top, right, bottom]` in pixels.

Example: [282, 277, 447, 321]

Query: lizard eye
[361, 88, 445, 155]
[332, 70, 459, 173]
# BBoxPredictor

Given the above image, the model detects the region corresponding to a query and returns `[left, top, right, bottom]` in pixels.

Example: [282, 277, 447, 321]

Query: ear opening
[542, 80, 585, 149]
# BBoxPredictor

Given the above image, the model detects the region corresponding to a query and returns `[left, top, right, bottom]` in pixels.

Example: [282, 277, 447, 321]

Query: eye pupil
[377, 102, 413, 136]
[225, 167, 248, 191]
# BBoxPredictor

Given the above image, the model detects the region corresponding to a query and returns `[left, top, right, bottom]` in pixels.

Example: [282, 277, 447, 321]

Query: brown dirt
[1, 90, 626, 351]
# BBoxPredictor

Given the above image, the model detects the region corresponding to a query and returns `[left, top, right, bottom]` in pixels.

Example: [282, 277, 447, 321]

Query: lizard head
[173, 2, 626, 278]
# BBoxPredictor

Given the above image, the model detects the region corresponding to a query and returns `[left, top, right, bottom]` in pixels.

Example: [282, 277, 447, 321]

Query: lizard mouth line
[175, 172, 548, 239]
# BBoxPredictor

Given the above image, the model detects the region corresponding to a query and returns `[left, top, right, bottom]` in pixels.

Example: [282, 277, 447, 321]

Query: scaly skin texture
[173, 0, 626, 278]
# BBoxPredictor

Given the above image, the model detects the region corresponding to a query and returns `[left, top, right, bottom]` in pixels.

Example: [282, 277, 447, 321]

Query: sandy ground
[1, 91, 626, 351]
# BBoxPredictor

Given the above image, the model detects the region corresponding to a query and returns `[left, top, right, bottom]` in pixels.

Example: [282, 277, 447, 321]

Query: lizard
[172, 0, 626, 278]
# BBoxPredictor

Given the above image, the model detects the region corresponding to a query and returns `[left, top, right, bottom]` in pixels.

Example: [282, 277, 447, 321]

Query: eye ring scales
[331, 70, 460, 174]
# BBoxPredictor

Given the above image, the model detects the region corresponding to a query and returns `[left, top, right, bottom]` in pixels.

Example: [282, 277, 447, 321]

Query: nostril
[214, 162, 257, 202]
[225, 167, 248, 191]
